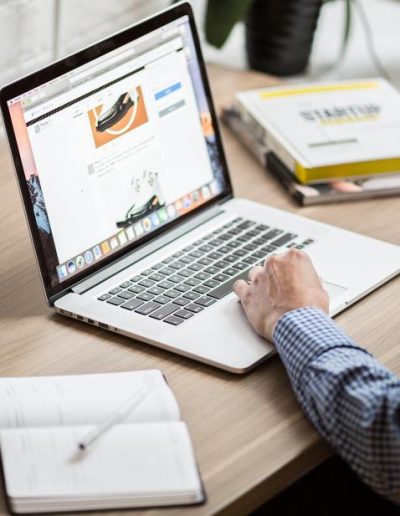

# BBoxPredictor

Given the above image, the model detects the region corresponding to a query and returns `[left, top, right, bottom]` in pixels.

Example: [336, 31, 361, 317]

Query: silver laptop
[1, 3, 399, 373]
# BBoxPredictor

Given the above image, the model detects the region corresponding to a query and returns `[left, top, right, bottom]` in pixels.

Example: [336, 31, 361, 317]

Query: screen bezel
[0, 2, 233, 304]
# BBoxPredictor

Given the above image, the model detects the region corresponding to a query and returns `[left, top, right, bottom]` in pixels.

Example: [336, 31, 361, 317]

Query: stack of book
[222, 79, 400, 205]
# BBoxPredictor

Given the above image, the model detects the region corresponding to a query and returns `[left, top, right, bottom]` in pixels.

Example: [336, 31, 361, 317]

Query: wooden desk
[0, 65, 399, 516]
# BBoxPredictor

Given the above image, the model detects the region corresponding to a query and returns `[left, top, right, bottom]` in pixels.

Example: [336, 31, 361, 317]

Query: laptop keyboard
[97, 217, 314, 326]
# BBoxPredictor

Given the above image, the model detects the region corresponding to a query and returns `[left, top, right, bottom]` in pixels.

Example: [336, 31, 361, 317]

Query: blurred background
[0, 0, 399, 113]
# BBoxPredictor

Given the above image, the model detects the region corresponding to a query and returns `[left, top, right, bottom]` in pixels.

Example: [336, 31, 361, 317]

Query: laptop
[1, 3, 399, 373]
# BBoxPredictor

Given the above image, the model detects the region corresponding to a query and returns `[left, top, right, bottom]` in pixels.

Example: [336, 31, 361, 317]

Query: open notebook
[0, 370, 204, 513]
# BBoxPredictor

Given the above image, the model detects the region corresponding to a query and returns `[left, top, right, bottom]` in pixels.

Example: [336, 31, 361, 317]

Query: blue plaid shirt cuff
[273, 307, 371, 387]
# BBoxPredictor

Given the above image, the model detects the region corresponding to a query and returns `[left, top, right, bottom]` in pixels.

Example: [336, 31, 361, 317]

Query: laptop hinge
[71, 205, 226, 295]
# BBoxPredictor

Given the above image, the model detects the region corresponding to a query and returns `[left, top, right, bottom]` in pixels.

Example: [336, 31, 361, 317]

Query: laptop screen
[5, 8, 230, 296]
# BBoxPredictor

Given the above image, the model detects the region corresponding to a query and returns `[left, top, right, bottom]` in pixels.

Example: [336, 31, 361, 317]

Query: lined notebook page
[0, 370, 179, 428]
[1, 422, 202, 505]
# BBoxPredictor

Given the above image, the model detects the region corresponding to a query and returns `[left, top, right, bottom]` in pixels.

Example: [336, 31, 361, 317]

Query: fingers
[233, 279, 249, 301]
[248, 265, 264, 282]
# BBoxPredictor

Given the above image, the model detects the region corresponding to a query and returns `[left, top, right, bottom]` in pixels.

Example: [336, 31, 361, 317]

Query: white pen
[78, 386, 148, 451]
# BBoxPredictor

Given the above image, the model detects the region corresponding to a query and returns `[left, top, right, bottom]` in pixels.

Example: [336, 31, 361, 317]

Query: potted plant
[204, 0, 351, 76]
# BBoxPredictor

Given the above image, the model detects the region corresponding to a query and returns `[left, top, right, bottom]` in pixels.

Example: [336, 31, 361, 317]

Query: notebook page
[0, 370, 179, 429]
[1, 423, 202, 503]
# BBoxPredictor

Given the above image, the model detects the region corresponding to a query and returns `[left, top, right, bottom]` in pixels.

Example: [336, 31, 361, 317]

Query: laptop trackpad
[323, 281, 348, 300]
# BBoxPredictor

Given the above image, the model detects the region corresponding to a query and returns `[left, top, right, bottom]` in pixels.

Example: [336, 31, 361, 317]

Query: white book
[235, 78, 400, 183]
[0, 370, 204, 513]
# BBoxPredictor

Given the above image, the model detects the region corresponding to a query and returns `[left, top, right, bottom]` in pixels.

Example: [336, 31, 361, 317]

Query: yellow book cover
[236, 79, 400, 184]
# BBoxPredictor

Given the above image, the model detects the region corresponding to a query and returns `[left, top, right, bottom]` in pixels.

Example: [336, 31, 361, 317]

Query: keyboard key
[184, 277, 201, 287]
[149, 303, 179, 320]
[135, 302, 160, 315]
[207, 252, 222, 260]
[188, 250, 203, 258]
[174, 297, 191, 306]
[214, 273, 229, 283]
[187, 263, 203, 272]
[232, 262, 248, 271]
[185, 303, 204, 313]
[223, 268, 238, 277]
[209, 238, 224, 247]
[252, 250, 266, 259]
[151, 263, 163, 270]
[252, 238, 265, 246]
[138, 278, 155, 288]
[169, 274, 185, 283]
[224, 255, 237, 263]
[208, 269, 251, 299]
[160, 267, 175, 276]
[141, 268, 154, 276]
[117, 291, 135, 300]
[193, 285, 210, 294]
[149, 273, 164, 282]
[172, 251, 184, 258]
[174, 283, 192, 293]
[119, 281, 132, 288]
[121, 298, 144, 311]
[198, 257, 213, 266]
[169, 260, 187, 270]
[137, 292, 154, 301]
[227, 228, 241, 236]
[204, 279, 219, 288]
[175, 309, 194, 319]
[107, 297, 125, 306]
[164, 315, 184, 326]
[109, 287, 122, 295]
[227, 241, 240, 249]
[128, 284, 145, 294]
[195, 296, 217, 307]
[179, 256, 192, 264]
[255, 224, 268, 231]
[262, 229, 283, 240]
[154, 295, 170, 305]
[204, 266, 219, 275]
[159, 280, 175, 290]
[147, 286, 164, 296]
[261, 245, 277, 254]
[215, 260, 230, 269]
[199, 244, 213, 252]
[237, 221, 255, 230]
[243, 244, 257, 252]
[131, 275, 144, 282]
[243, 256, 258, 265]
[161, 256, 175, 264]
[178, 269, 192, 277]
[164, 289, 181, 299]
[269, 233, 297, 247]
[194, 272, 210, 281]
[232, 249, 247, 258]
[98, 293, 111, 301]
[183, 291, 201, 300]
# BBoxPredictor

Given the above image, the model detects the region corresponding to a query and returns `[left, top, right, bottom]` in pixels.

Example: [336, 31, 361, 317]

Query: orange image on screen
[88, 86, 148, 148]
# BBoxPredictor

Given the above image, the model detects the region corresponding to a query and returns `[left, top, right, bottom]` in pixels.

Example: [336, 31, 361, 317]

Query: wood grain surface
[0, 64, 399, 515]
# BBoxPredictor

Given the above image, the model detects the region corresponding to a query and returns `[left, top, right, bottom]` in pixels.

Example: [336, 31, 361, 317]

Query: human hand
[233, 249, 329, 342]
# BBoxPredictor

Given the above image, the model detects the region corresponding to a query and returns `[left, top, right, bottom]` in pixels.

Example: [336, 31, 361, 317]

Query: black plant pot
[245, 0, 323, 76]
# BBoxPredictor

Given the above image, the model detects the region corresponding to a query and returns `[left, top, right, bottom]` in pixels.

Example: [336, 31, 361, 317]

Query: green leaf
[204, 0, 253, 48]
[340, 0, 352, 58]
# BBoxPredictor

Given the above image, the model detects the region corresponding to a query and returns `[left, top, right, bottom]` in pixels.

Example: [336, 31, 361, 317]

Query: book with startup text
[0, 370, 204, 513]
[221, 106, 400, 205]
[235, 79, 400, 184]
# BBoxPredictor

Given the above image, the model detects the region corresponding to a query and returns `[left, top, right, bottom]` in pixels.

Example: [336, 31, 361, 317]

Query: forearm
[273, 307, 400, 503]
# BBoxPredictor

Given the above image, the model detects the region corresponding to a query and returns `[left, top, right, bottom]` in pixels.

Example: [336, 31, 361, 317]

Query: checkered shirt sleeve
[273, 307, 400, 504]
